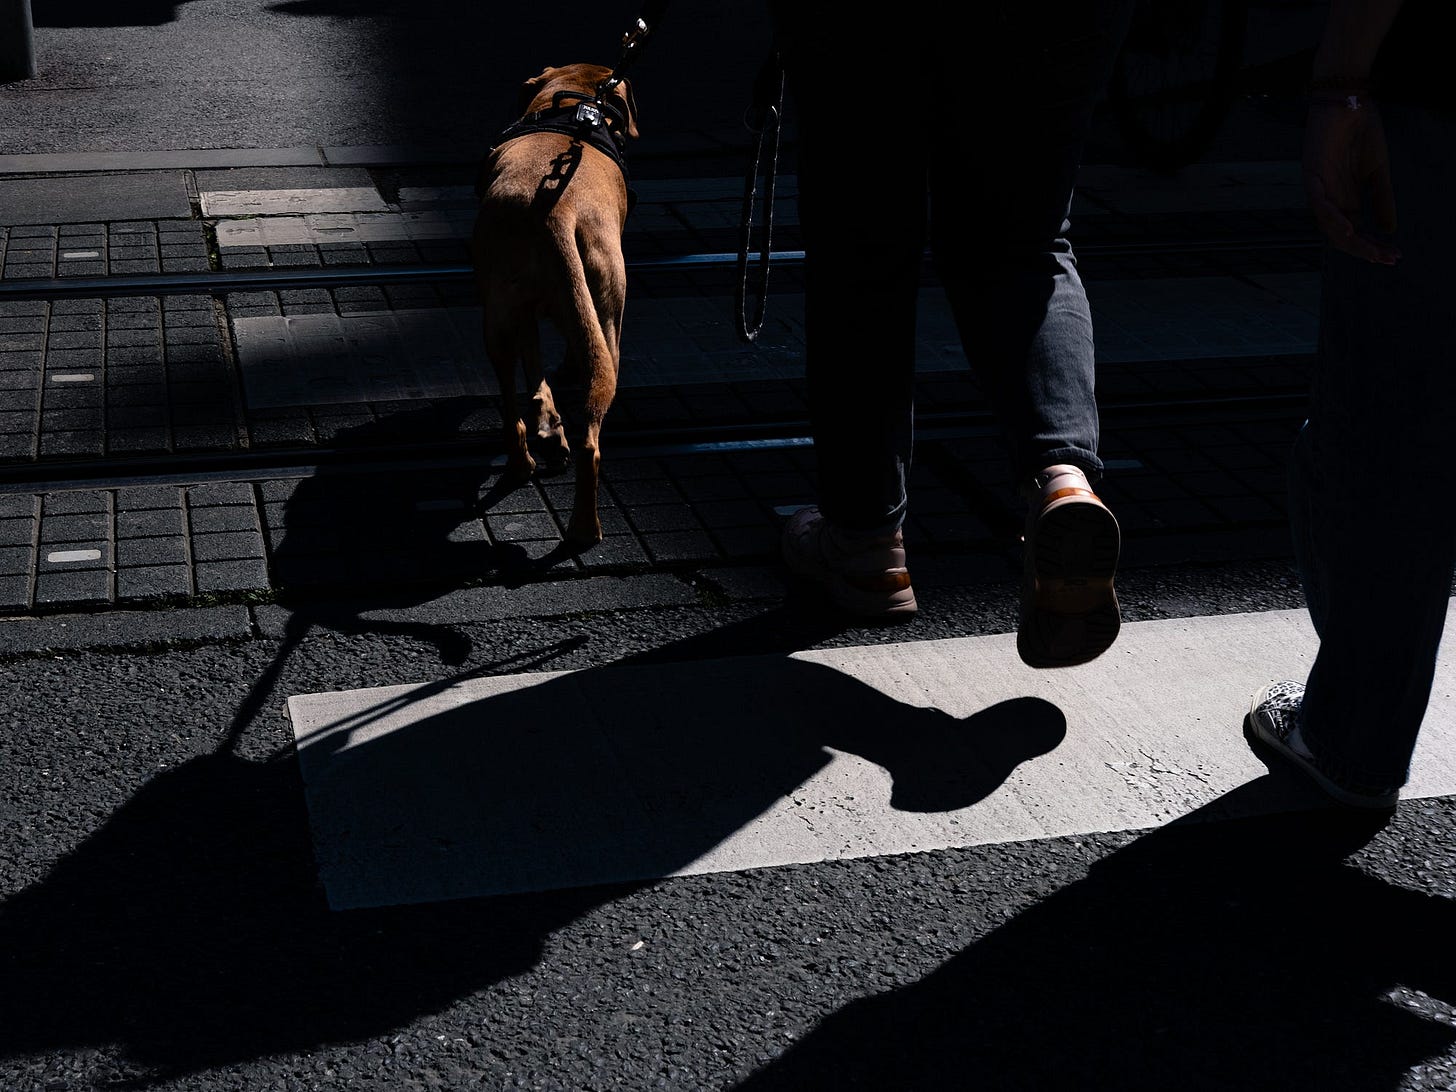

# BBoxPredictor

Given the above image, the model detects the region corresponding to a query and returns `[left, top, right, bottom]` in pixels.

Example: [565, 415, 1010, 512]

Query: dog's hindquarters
[473, 173, 627, 543]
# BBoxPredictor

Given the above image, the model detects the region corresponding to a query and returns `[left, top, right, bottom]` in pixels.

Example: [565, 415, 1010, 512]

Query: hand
[1302, 95, 1401, 265]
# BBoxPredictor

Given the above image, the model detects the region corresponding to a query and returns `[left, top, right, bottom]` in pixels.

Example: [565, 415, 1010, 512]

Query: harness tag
[574, 101, 604, 128]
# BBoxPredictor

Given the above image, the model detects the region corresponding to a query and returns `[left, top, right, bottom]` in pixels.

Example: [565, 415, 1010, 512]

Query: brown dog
[470, 63, 639, 544]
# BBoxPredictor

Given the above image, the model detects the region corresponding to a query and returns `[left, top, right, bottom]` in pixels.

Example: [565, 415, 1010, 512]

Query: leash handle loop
[736, 56, 785, 344]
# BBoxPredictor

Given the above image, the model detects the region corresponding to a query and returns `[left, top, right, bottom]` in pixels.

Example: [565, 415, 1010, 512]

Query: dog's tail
[551, 219, 623, 420]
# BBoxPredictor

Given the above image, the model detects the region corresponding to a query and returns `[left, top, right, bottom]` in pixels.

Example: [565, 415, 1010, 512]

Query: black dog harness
[491, 90, 631, 180]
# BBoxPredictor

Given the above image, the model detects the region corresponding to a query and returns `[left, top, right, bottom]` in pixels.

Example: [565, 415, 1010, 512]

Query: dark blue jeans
[1291, 102, 1456, 792]
[770, 1, 1135, 533]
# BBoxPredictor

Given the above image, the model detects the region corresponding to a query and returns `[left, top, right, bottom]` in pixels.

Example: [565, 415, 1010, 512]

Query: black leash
[599, 0, 668, 95]
[736, 51, 786, 344]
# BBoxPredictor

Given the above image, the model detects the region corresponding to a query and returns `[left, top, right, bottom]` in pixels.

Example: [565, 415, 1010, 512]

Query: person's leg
[924, 0, 1132, 662]
[928, 0, 1133, 487]
[1283, 102, 1456, 794]
[770, 1, 927, 536]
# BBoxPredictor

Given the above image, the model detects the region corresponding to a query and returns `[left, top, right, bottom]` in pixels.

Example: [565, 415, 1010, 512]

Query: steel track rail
[0, 389, 1308, 494]
[0, 234, 1318, 301]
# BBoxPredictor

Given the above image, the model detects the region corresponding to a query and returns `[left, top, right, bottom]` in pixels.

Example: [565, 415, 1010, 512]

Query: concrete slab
[286, 604, 1456, 909]
[0, 173, 192, 226]
[231, 309, 491, 408]
[199, 187, 390, 218]
[214, 209, 474, 248]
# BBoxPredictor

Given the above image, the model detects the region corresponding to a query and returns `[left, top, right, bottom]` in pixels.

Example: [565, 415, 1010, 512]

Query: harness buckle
[573, 101, 604, 129]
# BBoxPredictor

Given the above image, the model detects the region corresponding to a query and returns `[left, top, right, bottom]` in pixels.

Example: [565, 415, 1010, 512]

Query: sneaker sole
[1244, 695, 1399, 810]
[1018, 496, 1121, 668]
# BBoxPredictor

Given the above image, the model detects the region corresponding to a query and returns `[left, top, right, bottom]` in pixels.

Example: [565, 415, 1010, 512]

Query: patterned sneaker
[781, 505, 917, 618]
[1017, 467, 1121, 668]
[1246, 681, 1400, 810]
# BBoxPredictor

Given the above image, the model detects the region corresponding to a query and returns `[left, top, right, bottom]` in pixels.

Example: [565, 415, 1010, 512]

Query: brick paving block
[190, 530, 265, 562]
[0, 544, 32, 574]
[0, 331, 45, 352]
[0, 573, 29, 610]
[46, 329, 103, 352]
[311, 413, 378, 442]
[107, 328, 164, 349]
[162, 326, 218, 346]
[642, 529, 720, 564]
[171, 403, 234, 428]
[445, 520, 487, 544]
[268, 250, 324, 268]
[187, 481, 255, 507]
[34, 569, 111, 608]
[108, 405, 170, 428]
[0, 316, 46, 334]
[604, 478, 686, 506]
[110, 259, 162, 274]
[0, 410, 31, 433]
[172, 424, 237, 450]
[45, 349, 105, 371]
[0, 387, 38, 411]
[42, 490, 108, 515]
[42, 409, 105, 433]
[186, 505, 258, 534]
[116, 483, 183, 511]
[695, 499, 768, 529]
[628, 503, 705, 533]
[117, 564, 192, 602]
[673, 476, 748, 504]
[0, 301, 48, 319]
[108, 427, 172, 453]
[107, 346, 165, 367]
[249, 416, 316, 446]
[117, 508, 185, 537]
[222, 250, 270, 270]
[107, 377, 167, 398]
[0, 434, 37, 459]
[39, 514, 109, 544]
[0, 356, 44, 378]
[194, 558, 270, 595]
[0, 512, 35, 540]
[486, 511, 561, 543]
[710, 524, 779, 559]
[46, 314, 103, 333]
[117, 536, 188, 567]
[578, 535, 650, 570]
[258, 479, 303, 504]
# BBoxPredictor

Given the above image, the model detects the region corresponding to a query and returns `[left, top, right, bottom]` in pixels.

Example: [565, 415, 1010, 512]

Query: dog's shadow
[0, 605, 1067, 1085]
[265, 396, 597, 662]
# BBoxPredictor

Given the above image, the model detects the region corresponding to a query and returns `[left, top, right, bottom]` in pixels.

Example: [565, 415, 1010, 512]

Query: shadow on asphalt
[734, 787, 1454, 1091]
[0, 589, 1449, 1085]
[0, 604, 1062, 1084]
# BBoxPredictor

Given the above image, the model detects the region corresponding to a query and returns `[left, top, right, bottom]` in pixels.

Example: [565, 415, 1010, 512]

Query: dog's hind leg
[565, 332, 619, 545]
[483, 316, 535, 484]
[520, 324, 572, 474]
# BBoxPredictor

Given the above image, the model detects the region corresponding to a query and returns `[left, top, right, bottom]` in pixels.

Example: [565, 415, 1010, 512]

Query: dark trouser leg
[1294, 102, 1456, 790]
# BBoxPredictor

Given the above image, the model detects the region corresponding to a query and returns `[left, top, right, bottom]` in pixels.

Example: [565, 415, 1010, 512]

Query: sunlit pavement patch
[286, 606, 1456, 909]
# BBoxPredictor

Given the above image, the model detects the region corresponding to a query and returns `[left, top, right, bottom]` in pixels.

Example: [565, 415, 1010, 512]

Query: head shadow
[0, 604, 1066, 1084]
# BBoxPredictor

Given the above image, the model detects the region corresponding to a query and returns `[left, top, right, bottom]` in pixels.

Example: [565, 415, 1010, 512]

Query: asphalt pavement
[3, 4, 1455, 1091]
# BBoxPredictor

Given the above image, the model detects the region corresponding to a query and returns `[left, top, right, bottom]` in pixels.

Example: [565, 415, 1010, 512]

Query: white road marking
[286, 604, 1456, 909]
[46, 549, 102, 563]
